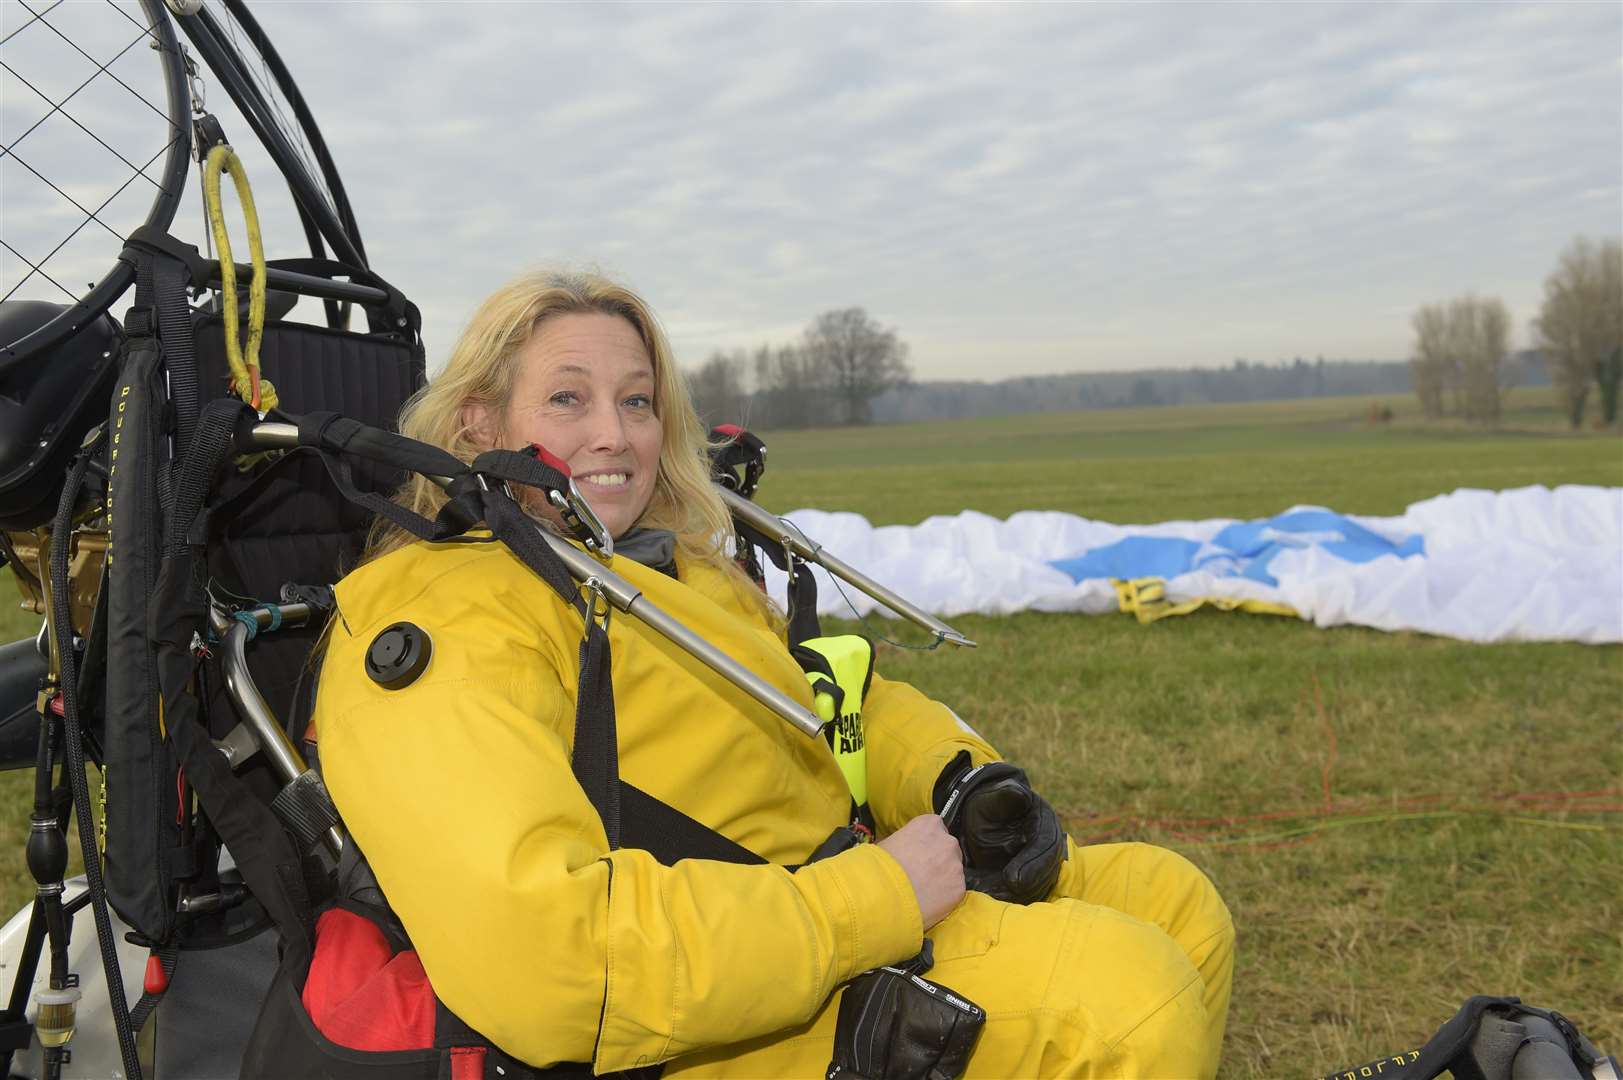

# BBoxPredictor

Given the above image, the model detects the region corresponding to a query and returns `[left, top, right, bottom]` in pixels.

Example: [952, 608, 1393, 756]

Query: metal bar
[206, 262, 387, 305]
[716, 487, 977, 649]
[241, 422, 825, 737]
[208, 607, 346, 854]
[534, 530, 821, 737]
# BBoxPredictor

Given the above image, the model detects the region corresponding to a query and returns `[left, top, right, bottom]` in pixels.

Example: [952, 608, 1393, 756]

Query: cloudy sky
[3, 1, 1620, 380]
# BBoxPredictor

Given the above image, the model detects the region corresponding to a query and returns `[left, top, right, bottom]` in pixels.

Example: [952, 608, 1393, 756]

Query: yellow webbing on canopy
[1111, 577, 1300, 624]
[202, 143, 277, 412]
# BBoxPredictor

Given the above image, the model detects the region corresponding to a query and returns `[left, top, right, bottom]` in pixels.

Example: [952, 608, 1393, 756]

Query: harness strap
[125, 942, 178, 1033]
[152, 252, 200, 457]
[619, 782, 766, 867]
[572, 615, 621, 848]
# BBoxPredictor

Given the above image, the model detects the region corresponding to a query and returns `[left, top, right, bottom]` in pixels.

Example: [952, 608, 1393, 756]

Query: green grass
[1, 388, 1619, 1076]
[760, 387, 1623, 1076]
[755, 388, 1620, 523]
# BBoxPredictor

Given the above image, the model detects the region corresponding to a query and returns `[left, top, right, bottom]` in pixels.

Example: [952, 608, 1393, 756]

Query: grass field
[2, 386, 1619, 1077]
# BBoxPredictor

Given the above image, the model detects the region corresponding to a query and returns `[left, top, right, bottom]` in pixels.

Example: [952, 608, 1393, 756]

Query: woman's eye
[549, 391, 580, 407]
[624, 394, 653, 410]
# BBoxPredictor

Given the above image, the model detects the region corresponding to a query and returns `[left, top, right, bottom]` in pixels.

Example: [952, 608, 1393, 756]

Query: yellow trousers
[665, 840, 1235, 1079]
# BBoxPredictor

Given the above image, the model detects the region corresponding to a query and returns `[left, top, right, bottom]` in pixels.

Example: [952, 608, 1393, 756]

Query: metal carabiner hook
[582, 576, 612, 633]
[780, 537, 800, 585]
[177, 43, 206, 115]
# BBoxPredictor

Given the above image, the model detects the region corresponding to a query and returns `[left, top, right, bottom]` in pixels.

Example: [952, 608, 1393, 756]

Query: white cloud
[2, 0, 1618, 378]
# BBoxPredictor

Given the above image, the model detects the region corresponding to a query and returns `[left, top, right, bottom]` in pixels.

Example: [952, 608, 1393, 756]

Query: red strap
[712, 423, 744, 438]
[526, 442, 571, 478]
[450, 1046, 487, 1080]
[302, 908, 436, 1052]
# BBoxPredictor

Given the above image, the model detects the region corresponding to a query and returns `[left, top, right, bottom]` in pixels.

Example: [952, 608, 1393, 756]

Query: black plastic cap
[365, 622, 432, 690]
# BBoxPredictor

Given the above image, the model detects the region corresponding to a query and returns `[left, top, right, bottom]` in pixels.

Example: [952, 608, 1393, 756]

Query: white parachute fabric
[758, 485, 1623, 644]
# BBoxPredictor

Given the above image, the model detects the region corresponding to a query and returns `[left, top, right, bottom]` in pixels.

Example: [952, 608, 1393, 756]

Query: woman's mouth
[579, 472, 629, 490]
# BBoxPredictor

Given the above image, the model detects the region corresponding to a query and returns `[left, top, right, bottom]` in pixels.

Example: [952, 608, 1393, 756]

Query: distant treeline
[865, 353, 1549, 425]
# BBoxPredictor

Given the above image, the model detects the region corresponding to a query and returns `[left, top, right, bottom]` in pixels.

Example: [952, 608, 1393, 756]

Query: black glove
[826, 941, 985, 1080]
[933, 752, 1066, 905]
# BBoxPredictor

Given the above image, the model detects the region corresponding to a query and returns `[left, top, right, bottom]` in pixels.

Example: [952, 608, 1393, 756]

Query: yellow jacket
[314, 538, 1000, 1072]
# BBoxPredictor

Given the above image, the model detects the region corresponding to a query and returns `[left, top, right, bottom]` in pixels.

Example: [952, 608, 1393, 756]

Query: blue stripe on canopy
[1048, 509, 1424, 587]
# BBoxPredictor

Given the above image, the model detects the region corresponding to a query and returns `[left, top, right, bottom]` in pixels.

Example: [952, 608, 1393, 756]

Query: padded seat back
[193, 314, 423, 731]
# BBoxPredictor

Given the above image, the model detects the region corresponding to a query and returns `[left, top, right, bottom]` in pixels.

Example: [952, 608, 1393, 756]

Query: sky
[3, 1, 1620, 381]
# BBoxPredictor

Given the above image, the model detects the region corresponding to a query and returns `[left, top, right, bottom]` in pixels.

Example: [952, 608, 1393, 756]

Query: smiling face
[472, 312, 664, 539]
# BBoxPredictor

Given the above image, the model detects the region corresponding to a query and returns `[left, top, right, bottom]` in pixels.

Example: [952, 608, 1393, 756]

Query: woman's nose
[585, 400, 629, 452]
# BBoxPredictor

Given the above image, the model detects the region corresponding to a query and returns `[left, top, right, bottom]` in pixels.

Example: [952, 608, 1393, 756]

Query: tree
[1455, 295, 1510, 424]
[1411, 296, 1510, 423]
[686, 349, 750, 427]
[1410, 303, 1449, 418]
[1533, 236, 1623, 428]
[801, 308, 911, 425]
[751, 342, 827, 429]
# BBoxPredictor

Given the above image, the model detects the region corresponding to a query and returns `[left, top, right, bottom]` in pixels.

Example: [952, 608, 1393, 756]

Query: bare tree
[1533, 236, 1623, 428]
[751, 342, 829, 429]
[802, 308, 911, 425]
[1410, 303, 1449, 418]
[1457, 295, 1510, 424]
[686, 349, 750, 427]
[1412, 297, 1511, 422]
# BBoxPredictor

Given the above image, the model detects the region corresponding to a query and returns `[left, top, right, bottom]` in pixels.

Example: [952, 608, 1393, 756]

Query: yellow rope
[202, 144, 277, 412]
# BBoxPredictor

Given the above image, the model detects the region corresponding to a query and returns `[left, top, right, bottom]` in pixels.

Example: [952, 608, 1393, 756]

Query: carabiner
[582, 576, 612, 633]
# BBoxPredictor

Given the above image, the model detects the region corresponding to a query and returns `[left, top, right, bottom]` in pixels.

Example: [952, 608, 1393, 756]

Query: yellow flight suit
[315, 538, 1234, 1078]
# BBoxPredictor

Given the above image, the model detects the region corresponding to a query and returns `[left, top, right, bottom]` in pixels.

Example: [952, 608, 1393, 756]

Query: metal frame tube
[207, 606, 346, 854]
[497, 523, 822, 737]
[716, 488, 977, 649]
[208, 263, 387, 305]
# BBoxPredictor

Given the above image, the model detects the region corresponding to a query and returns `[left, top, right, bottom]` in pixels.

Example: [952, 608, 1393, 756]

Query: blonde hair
[364, 271, 760, 611]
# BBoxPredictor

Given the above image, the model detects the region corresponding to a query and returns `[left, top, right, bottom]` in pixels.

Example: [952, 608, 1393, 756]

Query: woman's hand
[877, 814, 966, 929]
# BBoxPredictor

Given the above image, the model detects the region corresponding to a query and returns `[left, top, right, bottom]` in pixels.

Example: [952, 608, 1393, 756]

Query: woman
[308, 271, 1234, 1078]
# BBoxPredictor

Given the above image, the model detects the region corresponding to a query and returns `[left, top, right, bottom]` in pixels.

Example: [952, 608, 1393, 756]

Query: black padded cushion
[193, 316, 423, 730]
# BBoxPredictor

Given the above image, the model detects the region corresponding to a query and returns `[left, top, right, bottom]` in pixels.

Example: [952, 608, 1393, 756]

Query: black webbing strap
[294, 411, 465, 484]
[125, 942, 178, 1033]
[165, 398, 257, 558]
[480, 484, 588, 613]
[127, 250, 174, 516]
[619, 783, 766, 866]
[125, 226, 212, 286]
[153, 254, 198, 460]
[572, 620, 622, 847]
[125, 230, 204, 465]
[284, 411, 469, 546]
